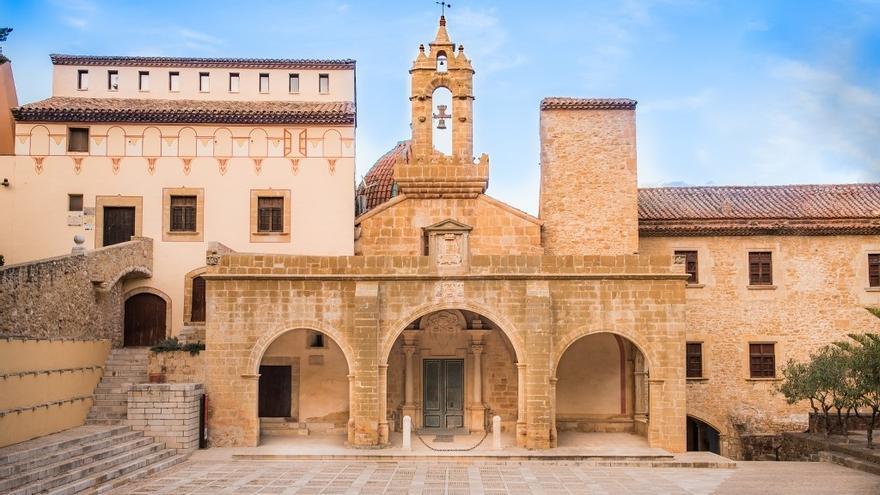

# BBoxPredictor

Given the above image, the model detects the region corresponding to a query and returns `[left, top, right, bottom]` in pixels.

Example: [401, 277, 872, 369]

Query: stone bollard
[402, 415, 412, 451]
[71, 234, 86, 255]
[492, 415, 501, 450]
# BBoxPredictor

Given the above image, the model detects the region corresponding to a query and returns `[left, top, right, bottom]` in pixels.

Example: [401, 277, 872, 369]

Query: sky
[1, 0, 878, 215]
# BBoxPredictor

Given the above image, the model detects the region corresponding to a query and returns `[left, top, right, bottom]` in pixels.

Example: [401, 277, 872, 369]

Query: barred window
[170, 195, 197, 232]
[676, 250, 699, 284]
[686, 342, 703, 378]
[749, 343, 775, 378]
[869, 254, 880, 288]
[749, 252, 772, 285]
[258, 197, 284, 232]
[68, 127, 89, 152]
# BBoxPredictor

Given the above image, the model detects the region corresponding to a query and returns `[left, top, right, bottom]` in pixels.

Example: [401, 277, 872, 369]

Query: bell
[436, 119, 447, 130]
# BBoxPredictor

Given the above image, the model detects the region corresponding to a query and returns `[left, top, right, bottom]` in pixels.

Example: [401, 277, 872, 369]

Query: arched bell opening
[431, 86, 453, 155]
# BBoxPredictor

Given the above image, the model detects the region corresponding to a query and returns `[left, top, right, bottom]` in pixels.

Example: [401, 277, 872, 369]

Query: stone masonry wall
[149, 351, 206, 384]
[539, 107, 639, 256]
[355, 195, 542, 256]
[0, 238, 153, 346]
[640, 234, 880, 458]
[127, 382, 204, 452]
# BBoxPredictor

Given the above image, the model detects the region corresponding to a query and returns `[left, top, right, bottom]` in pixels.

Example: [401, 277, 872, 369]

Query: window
[257, 197, 284, 232]
[229, 72, 240, 92]
[107, 70, 119, 91]
[319, 73, 329, 93]
[748, 251, 772, 285]
[676, 250, 699, 284]
[308, 331, 326, 348]
[169, 72, 180, 92]
[259, 73, 269, 93]
[67, 127, 89, 152]
[191, 276, 206, 323]
[138, 71, 150, 91]
[77, 70, 88, 90]
[199, 72, 210, 92]
[437, 52, 448, 72]
[170, 195, 197, 232]
[870, 254, 880, 288]
[686, 342, 703, 378]
[68, 194, 84, 212]
[749, 343, 776, 378]
[288, 73, 299, 93]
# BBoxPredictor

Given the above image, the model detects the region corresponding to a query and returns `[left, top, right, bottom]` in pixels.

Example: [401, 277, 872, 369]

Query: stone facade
[127, 382, 204, 452]
[0, 238, 153, 345]
[149, 351, 206, 384]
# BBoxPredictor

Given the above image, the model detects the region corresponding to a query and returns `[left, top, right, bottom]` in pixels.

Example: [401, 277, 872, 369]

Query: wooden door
[123, 293, 166, 347]
[259, 365, 292, 417]
[191, 276, 206, 322]
[103, 206, 135, 246]
[423, 359, 464, 430]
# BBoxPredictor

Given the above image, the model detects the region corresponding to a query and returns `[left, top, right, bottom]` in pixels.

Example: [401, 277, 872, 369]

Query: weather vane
[436, 1, 451, 16]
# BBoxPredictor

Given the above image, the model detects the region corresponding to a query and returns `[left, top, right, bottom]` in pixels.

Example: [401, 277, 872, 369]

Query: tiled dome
[356, 140, 411, 215]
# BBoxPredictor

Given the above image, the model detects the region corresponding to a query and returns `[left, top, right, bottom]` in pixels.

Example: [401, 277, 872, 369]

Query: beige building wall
[640, 234, 880, 456]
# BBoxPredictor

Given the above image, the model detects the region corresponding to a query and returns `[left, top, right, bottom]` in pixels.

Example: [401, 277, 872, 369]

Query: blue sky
[1, 0, 878, 215]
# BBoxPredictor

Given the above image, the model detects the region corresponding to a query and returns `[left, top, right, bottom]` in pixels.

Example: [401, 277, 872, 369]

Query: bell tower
[394, 15, 489, 199]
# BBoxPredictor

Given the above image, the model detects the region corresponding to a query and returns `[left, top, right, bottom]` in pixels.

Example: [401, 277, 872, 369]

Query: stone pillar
[471, 344, 483, 403]
[350, 282, 381, 447]
[524, 281, 552, 449]
[549, 377, 558, 448]
[347, 374, 356, 445]
[401, 330, 419, 426]
[127, 383, 204, 452]
[378, 363, 389, 445]
[516, 362, 527, 447]
[467, 343, 487, 432]
[403, 345, 416, 405]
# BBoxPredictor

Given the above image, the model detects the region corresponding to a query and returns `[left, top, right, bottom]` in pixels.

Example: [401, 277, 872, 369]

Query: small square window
[749, 343, 776, 378]
[319, 73, 329, 93]
[77, 70, 89, 90]
[169, 72, 180, 92]
[748, 252, 772, 285]
[229, 72, 240, 92]
[107, 70, 119, 91]
[67, 127, 89, 152]
[869, 254, 880, 288]
[138, 71, 150, 91]
[289, 73, 300, 93]
[259, 73, 269, 93]
[686, 342, 702, 378]
[170, 195, 197, 232]
[308, 332, 326, 348]
[675, 250, 699, 284]
[257, 197, 284, 232]
[199, 72, 210, 92]
[68, 194, 84, 212]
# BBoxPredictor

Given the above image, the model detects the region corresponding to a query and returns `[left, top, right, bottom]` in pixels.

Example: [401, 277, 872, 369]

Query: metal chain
[412, 429, 490, 452]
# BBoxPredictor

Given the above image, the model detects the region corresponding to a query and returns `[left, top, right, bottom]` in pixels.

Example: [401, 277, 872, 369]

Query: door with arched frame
[124, 293, 167, 346]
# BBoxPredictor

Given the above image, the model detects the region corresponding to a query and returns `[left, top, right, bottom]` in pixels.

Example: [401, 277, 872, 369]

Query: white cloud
[450, 7, 525, 75]
[177, 28, 224, 51]
[52, 0, 96, 30]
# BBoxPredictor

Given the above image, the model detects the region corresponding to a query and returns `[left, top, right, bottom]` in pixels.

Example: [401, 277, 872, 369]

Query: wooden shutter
[170, 195, 197, 232]
[675, 251, 699, 284]
[191, 276, 206, 322]
[749, 252, 772, 285]
[686, 342, 703, 378]
[869, 254, 880, 288]
[258, 197, 284, 232]
[749, 343, 775, 378]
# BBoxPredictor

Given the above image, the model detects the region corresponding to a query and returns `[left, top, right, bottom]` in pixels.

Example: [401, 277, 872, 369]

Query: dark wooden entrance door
[259, 365, 292, 417]
[423, 359, 464, 430]
[103, 206, 135, 246]
[123, 293, 166, 347]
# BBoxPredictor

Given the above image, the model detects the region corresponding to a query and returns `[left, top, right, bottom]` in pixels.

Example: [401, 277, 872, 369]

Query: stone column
[467, 343, 487, 432]
[378, 363, 389, 445]
[471, 344, 483, 403]
[350, 282, 381, 447]
[403, 345, 416, 405]
[549, 377, 558, 448]
[516, 362, 527, 447]
[401, 330, 419, 426]
[524, 280, 552, 450]
[347, 374, 356, 445]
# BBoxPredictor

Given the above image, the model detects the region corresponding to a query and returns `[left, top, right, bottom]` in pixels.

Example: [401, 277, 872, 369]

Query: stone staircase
[260, 417, 346, 436]
[87, 348, 149, 425]
[0, 425, 186, 495]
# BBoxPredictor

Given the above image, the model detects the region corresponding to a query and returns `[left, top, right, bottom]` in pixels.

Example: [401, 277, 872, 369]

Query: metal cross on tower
[433, 104, 452, 130]
[436, 1, 451, 16]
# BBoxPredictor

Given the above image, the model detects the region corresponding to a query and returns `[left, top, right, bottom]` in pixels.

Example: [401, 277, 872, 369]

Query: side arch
[380, 300, 525, 365]
[552, 328, 655, 376]
[247, 320, 355, 376]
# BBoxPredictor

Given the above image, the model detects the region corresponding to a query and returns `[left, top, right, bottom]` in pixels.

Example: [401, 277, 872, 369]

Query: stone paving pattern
[113, 459, 880, 494]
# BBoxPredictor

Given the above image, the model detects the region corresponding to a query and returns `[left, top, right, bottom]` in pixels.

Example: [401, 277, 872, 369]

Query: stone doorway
[422, 358, 464, 431]
[123, 292, 166, 347]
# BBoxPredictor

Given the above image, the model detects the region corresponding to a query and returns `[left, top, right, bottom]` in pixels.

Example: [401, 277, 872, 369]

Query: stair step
[0, 430, 143, 478]
[1, 436, 156, 493]
[819, 451, 880, 476]
[0, 426, 131, 467]
[85, 419, 125, 426]
[7, 443, 167, 495]
[43, 451, 180, 495]
[90, 454, 187, 494]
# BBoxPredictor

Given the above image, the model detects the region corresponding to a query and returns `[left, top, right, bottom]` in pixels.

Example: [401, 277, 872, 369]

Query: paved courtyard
[112, 459, 880, 494]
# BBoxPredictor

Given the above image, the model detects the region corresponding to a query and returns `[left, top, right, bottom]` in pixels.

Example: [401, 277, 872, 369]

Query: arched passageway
[257, 329, 350, 439]
[386, 309, 520, 438]
[553, 332, 650, 446]
[687, 416, 721, 454]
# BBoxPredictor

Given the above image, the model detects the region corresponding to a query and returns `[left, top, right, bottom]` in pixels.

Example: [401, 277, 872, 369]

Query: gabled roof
[50, 54, 355, 70]
[12, 97, 356, 125]
[423, 219, 473, 232]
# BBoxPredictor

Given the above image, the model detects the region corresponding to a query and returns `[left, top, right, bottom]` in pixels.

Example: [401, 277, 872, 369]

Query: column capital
[379, 363, 389, 371]
[403, 344, 417, 355]
[470, 343, 484, 355]
[516, 362, 527, 370]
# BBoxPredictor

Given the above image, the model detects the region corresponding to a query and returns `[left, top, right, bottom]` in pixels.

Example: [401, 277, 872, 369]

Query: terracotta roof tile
[12, 96, 355, 125]
[541, 97, 637, 110]
[50, 54, 355, 70]
[358, 140, 410, 212]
